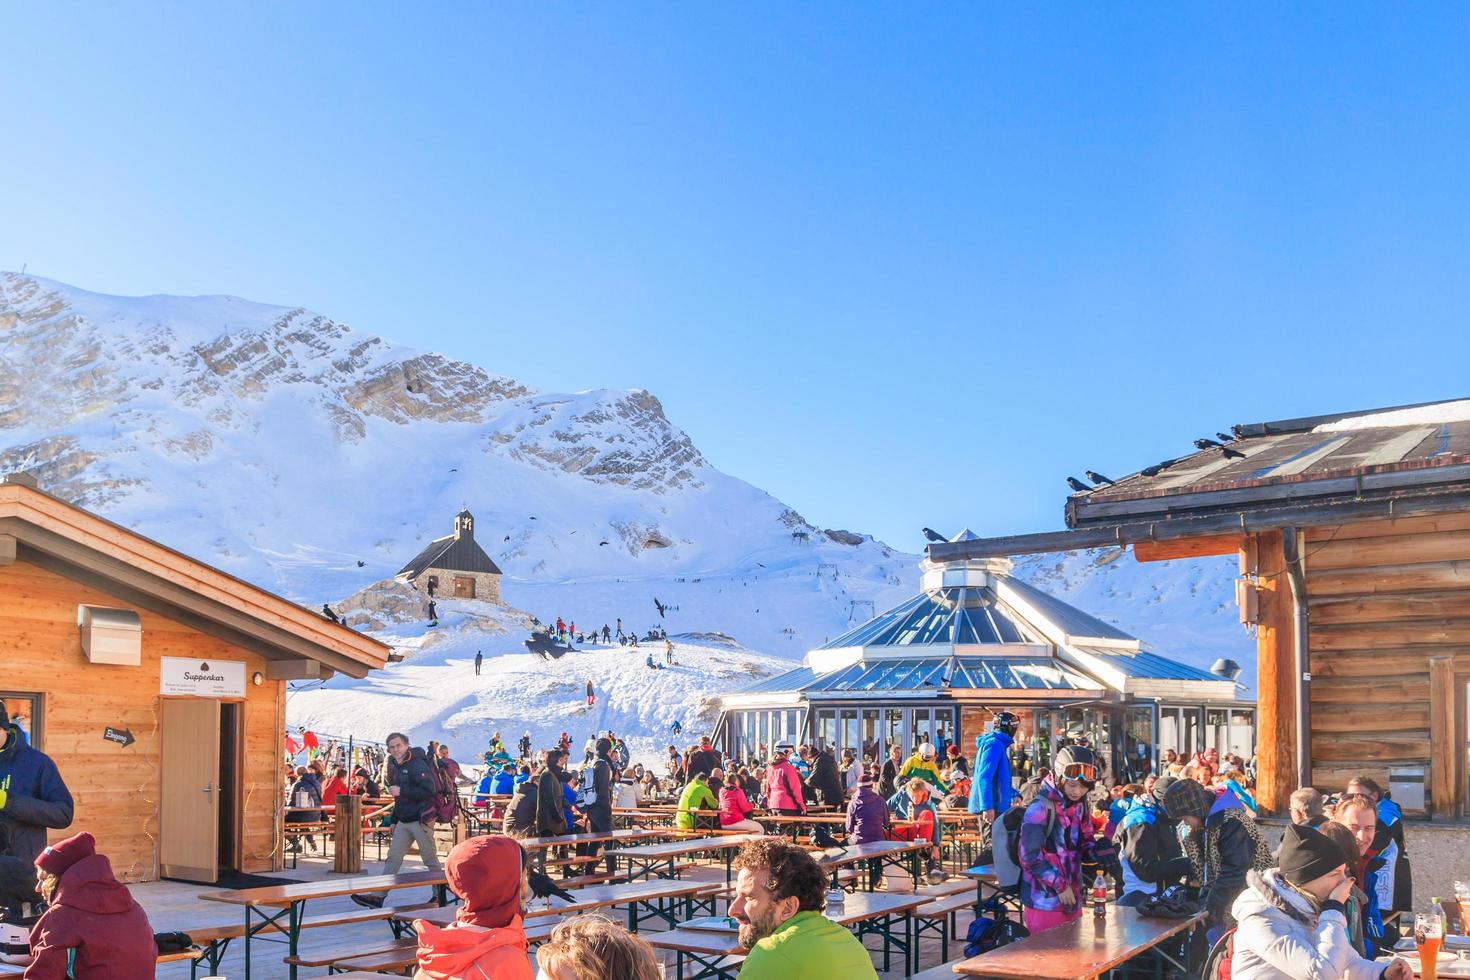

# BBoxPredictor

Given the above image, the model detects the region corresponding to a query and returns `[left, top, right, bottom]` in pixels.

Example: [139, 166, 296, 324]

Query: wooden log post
[1250, 531, 1297, 816]
[1429, 656, 1458, 818]
[333, 794, 364, 874]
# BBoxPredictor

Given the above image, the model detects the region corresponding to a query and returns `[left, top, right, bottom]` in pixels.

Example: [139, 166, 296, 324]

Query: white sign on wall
[160, 657, 246, 698]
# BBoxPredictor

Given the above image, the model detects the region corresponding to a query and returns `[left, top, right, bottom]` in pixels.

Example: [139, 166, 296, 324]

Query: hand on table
[1057, 886, 1076, 911]
[388, 786, 401, 797]
[1382, 958, 1412, 980]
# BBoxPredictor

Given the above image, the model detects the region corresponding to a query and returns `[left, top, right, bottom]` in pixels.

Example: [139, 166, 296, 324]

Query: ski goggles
[1059, 762, 1098, 783]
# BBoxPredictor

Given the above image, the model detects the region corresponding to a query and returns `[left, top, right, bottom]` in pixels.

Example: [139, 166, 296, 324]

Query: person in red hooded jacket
[412, 835, 533, 980]
[26, 831, 156, 979]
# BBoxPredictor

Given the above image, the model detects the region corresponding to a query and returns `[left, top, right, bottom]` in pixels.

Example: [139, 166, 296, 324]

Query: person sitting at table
[1332, 794, 1391, 953]
[885, 777, 943, 880]
[534, 914, 661, 980]
[24, 831, 157, 979]
[286, 764, 324, 853]
[676, 771, 719, 830]
[761, 742, 806, 816]
[1017, 745, 1103, 935]
[637, 770, 660, 803]
[846, 768, 888, 890]
[1228, 823, 1409, 980]
[729, 838, 878, 979]
[1289, 787, 1328, 829]
[320, 765, 349, 807]
[1318, 819, 1375, 958]
[1160, 773, 1272, 942]
[351, 765, 382, 798]
[412, 835, 534, 980]
[1113, 773, 1190, 907]
[720, 771, 763, 833]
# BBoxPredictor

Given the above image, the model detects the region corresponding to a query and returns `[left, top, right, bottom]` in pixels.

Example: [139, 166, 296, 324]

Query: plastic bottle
[1092, 872, 1108, 918]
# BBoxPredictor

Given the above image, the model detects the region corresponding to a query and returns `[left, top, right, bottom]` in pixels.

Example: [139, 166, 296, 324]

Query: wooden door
[160, 698, 220, 882]
[454, 576, 475, 598]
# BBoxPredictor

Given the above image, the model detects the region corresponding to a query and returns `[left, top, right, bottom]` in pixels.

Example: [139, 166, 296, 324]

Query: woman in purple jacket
[846, 769, 888, 889]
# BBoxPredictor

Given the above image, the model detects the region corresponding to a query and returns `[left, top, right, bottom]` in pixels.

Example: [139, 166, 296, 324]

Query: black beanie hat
[1278, 823, 1347, 886]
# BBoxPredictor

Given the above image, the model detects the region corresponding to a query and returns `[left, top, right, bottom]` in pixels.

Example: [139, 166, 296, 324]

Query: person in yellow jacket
[898, 742, 950, 795]
[676, 772, 719, 830]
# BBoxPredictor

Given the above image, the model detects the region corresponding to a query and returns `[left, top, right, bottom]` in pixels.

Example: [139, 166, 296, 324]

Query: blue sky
[4, 6, 1470, 550]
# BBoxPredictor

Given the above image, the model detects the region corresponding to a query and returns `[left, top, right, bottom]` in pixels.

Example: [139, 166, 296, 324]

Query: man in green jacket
[730, 838, 877, 979]
[676, 772, 719, 830]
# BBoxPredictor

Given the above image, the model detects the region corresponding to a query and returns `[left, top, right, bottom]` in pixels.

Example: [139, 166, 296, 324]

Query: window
[885, 708, 904, 758]
[453, 576, 475, 599]
[1207, 709, 1229, 755]
[839, 709, 858, 760]
[0, 693, 42, 750]
[861, 709, 880, 763]
[1125, 706, 1155, 780]
[815, 710, 837, 751]
[1228, 709, 1255, 759]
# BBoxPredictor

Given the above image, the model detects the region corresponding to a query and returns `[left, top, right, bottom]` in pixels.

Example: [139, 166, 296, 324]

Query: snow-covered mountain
[0, 272, 1253, 761]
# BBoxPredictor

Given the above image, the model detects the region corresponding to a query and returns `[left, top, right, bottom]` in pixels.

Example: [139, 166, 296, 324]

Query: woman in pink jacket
[719, 778, 762, 832]
[760, 742, 806, 816]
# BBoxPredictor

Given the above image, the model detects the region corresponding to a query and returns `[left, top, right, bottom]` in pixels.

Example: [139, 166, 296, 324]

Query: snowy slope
[0, 272, 1255, 762]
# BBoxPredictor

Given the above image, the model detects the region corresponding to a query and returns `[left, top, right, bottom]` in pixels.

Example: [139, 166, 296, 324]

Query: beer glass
[1417, 911, 1445, 980]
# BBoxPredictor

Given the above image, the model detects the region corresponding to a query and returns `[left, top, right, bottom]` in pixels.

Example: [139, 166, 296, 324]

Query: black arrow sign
[103, 727, 135, 748]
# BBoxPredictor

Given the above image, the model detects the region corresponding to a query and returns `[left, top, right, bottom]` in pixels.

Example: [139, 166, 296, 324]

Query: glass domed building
[715, 534, 1255, 780]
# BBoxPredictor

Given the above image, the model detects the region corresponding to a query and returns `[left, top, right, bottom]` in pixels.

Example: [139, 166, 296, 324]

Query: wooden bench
[328, 917, 564, 974]
[286, 936, 417, 970]
[0, 948, 203, 978]
[914, 891, 976, 962]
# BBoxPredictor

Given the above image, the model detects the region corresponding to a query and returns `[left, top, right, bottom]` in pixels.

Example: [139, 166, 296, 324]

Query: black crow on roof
[1084, 471, 1114, 486]
[1140, 458, 1180, 477]
[1066, 477, 1091, 493]
[1217, 432, 1235, 443]
[1223, 447, 1246, 459]
[921, 527, 947, 543]
[1194, 438, 1223, 450]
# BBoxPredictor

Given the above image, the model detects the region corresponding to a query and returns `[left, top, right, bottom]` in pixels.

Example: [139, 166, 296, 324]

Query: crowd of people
[533, 615, 671, 649]
[0, 690, 1432, 978]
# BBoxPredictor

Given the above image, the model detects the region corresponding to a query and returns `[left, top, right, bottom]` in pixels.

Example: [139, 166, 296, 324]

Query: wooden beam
[1307, 560, 1470, 598]
[1252, 530, 1296, 816]
[1308, 592, 1470, 626]
[1133, 534, 1241, 563]
[0, 534, 12, 566]
[1430, 656, 1457, 817]
[1313, 622, 1470, 651]
[1305, 513, 1470, 543]
[1310, 733, 1430, 762]
[1306, 528, 1470, 572]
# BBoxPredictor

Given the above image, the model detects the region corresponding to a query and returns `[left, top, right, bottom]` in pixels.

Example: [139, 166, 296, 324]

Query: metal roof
[737, 666, 818, 695]
[1072, 646, 1221, 682]
[819, 586, 1033, 650]
[1001, 577, 1135, 642]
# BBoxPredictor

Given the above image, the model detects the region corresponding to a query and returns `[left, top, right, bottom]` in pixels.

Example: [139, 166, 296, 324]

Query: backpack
[579, 761, 605, 807]
[994, 800, 1052, 890]
[0, 912, 36, 966]
[963, 913, 1028, 956]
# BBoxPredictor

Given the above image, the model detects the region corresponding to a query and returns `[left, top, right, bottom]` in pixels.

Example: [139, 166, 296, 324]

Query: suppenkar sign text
[160, 656, 246, 697]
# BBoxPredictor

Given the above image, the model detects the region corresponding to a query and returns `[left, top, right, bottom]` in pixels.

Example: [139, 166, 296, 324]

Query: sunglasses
[1060, 762, 1098, 782]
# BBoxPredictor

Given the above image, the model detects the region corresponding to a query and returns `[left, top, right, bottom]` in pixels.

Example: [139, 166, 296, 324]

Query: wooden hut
[0, 477, 389, 883]
[395, 509, 502, 602]
[928, 397, 1470, 818]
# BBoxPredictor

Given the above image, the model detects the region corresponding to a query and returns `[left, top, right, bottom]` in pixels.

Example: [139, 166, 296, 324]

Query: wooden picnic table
[647, 890, 932, 980]
[615, 832, 766, 883]
[399, 875, 724, 933]
[200, 869, 447, 980]
[515, 827, 668, 850]
[951, 904, 1204, 979]
[814, 839, 930, 890]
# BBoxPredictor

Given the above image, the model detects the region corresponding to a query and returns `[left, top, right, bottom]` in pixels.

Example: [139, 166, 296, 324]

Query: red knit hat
[446, 835, 524, 929]
[35, 832, 96, 877]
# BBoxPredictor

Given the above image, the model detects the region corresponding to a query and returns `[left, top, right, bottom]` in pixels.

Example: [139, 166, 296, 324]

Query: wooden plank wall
[0, 560, 285, 881]
[1304, 513, 1470, 816]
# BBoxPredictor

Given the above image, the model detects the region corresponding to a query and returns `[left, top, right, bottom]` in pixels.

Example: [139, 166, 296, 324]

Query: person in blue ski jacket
[968, 711, 1019, 821]
[490, 762, 516, 795]
[0, 703, 74, 871]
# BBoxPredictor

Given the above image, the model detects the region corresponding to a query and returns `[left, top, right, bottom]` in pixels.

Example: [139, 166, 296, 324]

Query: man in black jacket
[536, 749, 570, 840]
[804, 745, 843, 807]
[0, 704, 74, 874]
[353, 732, 441, 908]
[685, 737, 721, 781]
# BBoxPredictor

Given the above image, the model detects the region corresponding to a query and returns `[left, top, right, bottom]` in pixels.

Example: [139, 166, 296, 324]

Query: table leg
[287, 900, 302, 980]
[244, 905, 252, 980]
[906, 910, 914, 978]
